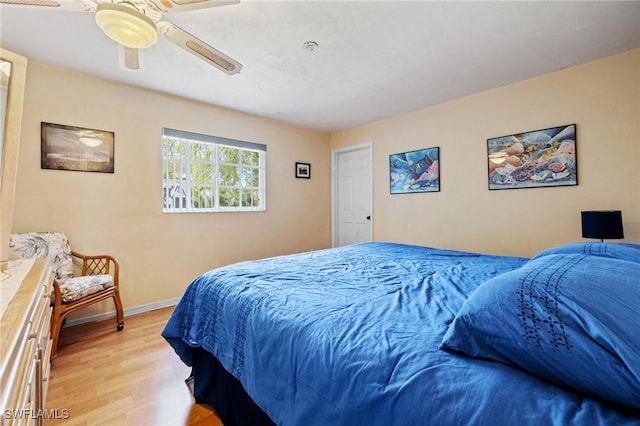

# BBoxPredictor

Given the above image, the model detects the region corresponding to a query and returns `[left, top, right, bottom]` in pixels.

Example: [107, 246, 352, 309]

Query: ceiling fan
[0, 0, 242, 74]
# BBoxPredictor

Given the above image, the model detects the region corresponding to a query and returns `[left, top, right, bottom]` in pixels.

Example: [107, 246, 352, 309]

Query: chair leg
[113, 290, 124, 331]
[50, 310, 63, 359]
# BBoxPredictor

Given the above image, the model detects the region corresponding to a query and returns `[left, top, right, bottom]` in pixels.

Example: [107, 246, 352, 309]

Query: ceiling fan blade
[0, 0, 91, 11]
[151, 0, 237, 14]
[157, 21, 241, 75]
[117, 44, 143, 71]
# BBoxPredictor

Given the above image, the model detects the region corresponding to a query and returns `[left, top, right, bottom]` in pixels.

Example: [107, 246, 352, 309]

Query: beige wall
[11, 50, 640, 319]
[12, 63, 331, 317]
[331, 49, 640, 257]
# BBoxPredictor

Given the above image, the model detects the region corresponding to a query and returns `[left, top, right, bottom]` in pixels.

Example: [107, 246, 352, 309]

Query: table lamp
[581, 210, 624, 242]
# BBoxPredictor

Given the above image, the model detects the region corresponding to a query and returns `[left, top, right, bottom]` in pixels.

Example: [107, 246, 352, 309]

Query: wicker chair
[9, 232, 124, 358]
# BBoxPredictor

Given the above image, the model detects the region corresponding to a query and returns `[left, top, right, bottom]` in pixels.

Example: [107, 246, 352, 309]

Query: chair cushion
[9, 232, 74, 279]
[58, 274, 114, 303]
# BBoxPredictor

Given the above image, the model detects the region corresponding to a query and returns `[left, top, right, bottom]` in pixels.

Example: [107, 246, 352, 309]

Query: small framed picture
[295, 162, 311, 179]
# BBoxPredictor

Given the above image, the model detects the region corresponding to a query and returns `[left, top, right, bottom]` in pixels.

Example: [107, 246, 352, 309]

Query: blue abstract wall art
[389, 147, 440, 194]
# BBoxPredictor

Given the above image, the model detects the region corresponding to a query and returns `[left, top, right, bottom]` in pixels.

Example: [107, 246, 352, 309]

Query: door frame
[331, 141, 373, 247]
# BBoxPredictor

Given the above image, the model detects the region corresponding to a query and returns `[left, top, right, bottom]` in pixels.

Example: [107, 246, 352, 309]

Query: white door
[332, 143, 372, 247]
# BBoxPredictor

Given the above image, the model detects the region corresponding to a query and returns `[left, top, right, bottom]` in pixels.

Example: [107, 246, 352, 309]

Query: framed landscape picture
[487, 124, 576, 190]
[295, 162, 311, 179]
[389, 147, 439, 194]
[41, 122, 114, 173]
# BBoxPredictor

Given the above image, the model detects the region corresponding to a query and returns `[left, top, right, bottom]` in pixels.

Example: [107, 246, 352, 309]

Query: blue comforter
[163, 242, 640, 425]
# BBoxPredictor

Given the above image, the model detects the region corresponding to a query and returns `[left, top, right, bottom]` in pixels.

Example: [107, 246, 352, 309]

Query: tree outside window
[162, 129, 266, 213]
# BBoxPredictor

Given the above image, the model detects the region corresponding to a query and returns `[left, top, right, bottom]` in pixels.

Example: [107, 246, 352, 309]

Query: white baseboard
[63, 297, 182, 328]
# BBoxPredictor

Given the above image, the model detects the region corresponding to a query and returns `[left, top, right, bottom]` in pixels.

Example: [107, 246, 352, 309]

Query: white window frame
[162, 128, 266, 213]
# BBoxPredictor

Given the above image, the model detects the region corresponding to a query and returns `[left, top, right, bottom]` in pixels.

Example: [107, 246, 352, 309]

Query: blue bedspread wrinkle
[162, 242, 640, 425]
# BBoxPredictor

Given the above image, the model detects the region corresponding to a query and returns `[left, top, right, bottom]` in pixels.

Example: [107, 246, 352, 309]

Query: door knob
[366, 215, 371, 220]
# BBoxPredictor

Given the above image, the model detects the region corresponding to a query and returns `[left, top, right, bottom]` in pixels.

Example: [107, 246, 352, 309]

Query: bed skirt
[191, 347, 276, 426]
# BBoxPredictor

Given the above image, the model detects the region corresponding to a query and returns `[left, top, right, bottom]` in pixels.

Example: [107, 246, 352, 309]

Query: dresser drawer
[1, 259, 53, 426]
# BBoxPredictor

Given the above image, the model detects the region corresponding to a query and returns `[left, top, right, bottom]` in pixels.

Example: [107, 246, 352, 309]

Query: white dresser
[1, 259, 53, 426]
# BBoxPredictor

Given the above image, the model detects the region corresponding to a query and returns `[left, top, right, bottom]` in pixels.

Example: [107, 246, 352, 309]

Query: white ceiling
[1, 1, 639, 133]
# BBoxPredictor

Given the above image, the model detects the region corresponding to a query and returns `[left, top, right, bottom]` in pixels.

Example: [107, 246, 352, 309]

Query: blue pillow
[531, 241, 640, 264]
[440, 245, 640, 410]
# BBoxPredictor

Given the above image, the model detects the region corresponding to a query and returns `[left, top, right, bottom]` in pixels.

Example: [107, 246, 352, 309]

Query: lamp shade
[581, 210, 624, 240]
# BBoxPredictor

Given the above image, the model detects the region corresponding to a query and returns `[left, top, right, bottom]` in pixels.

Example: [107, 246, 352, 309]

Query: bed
[162, 242, 640, 425]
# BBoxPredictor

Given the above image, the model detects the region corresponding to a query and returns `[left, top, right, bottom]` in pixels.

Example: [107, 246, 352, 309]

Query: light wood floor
[44, 307, 223, 426]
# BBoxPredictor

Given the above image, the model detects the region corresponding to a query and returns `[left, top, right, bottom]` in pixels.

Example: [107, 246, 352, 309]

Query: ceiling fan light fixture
[95, 3, 158, 49]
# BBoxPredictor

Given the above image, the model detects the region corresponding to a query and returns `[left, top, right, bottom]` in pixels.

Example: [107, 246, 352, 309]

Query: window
[162, 128, 266, 213]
